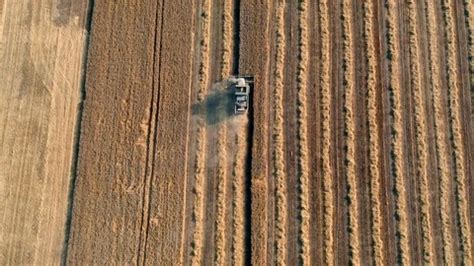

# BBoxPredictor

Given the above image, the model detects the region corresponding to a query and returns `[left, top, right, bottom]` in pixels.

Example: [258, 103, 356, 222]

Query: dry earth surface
[1, 0, 474, 265]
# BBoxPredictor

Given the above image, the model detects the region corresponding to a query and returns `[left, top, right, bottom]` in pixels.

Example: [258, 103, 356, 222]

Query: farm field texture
[1, 0, 474, 265]
[0, 0, 91, 264]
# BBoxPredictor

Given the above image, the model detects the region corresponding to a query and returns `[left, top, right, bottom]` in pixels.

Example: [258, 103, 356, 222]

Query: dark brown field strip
[66, 2, 159, 264]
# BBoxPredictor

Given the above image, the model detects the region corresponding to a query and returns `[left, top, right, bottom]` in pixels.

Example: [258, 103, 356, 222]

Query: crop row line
[462, 1, 474, 85]
[406, 0, 435, 263]
[385, 1, 411, 264]
[441, 0, 473, 263]
[318, 0, 334, 264]
[296, 0, 311, 264]
[362, 1, 385, 264]
[190, 0, 212, 264]
[272, 0, 288, 264]
[214, 0, 234, 264]
[341, 0, 361, 263]
[423, 1, 455, 263]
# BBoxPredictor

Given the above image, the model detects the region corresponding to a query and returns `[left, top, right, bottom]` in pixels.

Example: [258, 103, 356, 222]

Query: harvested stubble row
[190, 0, 212, 264]
[272, 0, 288, 264]
[441, 0, 473, 264]
[384, 0, 412, 264]
[232, 129, 247, 265]
[318, 0, 335, 264]
[295, 0, 311, 264]
[462, 1, 474, 85]
[423, 0, 456, 264]
[214, 0, 233, 263]
[406, 0, 435, 263]
[341, 0, 361, 263]
[362, 1, 385, 264]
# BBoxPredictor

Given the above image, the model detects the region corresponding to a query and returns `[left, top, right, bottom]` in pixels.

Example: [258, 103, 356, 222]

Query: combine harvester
[228, 76, 253, 115]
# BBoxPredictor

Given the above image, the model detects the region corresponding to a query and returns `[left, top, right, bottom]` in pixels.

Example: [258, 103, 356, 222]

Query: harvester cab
[229, 76, 253, 115]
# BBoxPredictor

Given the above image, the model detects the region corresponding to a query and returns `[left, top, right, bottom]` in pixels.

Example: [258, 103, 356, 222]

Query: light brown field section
[0, 0, 90, 264]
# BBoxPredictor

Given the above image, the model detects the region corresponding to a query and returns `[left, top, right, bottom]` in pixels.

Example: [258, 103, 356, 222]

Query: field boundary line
[62, 0, 96, 263]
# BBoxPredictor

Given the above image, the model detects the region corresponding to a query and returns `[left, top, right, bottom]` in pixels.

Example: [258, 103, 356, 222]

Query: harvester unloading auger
[228, 76, 253, 115]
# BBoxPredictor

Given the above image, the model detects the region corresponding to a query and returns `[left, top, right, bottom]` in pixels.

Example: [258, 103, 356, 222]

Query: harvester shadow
[191, 87, 235, 125]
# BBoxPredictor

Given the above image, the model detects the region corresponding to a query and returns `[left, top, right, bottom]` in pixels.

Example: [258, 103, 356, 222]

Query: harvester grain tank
[229, 76, 253, 115]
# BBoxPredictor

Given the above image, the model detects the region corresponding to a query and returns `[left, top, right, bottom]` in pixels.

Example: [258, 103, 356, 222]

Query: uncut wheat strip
[319, 0, 334, 264]
[214, 0, 234, 264]
[423, 1, 455, 263]
[296, 0, 311, 264]
[272, 0, 288, 264]
[406, 0, 435, 263]
[221, 0, 233, 77]
[385, 1, 411, 264]
[362, 1, 385, 265]
[232, 128, 246, 266]
[190, 0, 212, 265]
[441, 0, 473, 263]
[341, 0, 361, 263]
